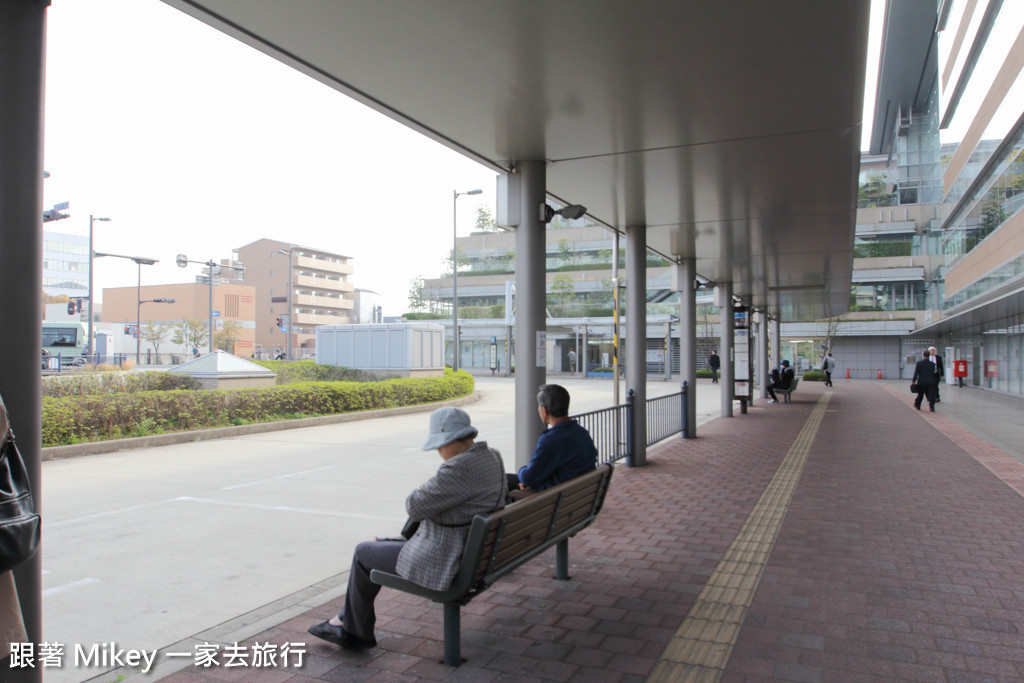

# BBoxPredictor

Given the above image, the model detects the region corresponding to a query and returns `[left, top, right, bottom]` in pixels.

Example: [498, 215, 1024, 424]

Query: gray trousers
[339, 540, 404, 640]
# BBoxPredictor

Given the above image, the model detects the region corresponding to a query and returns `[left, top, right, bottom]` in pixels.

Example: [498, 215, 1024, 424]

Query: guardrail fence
[572, 381, 688, 466]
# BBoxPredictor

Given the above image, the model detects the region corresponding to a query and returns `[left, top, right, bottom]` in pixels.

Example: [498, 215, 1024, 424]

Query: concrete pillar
[626, 225, 647, 465]
[514, 161, 547, 469]
[581, 325, 589, 378]
[677, 259, 697, 437]
[0, 2, 47, 677]
[757, 311, 769, 399]
[719, 282, 734, 417]
[771, 316, 781, 372]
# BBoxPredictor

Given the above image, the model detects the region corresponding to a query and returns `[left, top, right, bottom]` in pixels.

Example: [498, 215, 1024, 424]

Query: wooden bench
[776, 377, 799, 403]
[370, 463, 614, 665]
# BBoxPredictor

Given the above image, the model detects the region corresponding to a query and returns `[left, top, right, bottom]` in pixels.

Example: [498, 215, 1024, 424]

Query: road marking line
[43, 578, 99, 598]
[648, 393, 831, 683]
[173, 496, 405, 522]
[44, 499, 178, 529]
[222, 465, 336, 490]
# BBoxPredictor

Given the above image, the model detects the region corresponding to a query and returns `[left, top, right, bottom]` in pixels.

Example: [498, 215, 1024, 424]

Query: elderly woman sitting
[308, 407, 507, 649]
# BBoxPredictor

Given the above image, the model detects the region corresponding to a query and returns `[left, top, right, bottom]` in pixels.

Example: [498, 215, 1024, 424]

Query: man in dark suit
[709, 350, 721, 383]
[766, 360, 794, 403]
[929, 346, 944, 402]
[913, 350, 939, 411]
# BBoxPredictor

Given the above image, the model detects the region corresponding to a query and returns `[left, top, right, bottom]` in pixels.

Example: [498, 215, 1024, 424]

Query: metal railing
[645, 388, 684, 445]
[572, 381, 688, 466]
[573, 403, 631, 466]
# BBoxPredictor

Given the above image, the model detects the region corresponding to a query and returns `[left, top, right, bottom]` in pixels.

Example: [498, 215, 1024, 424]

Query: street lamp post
[87, 214, 111, 362]
[452, 188, 482, 371]
[176, 254, 245, 354]
[278, 247, 294, 360]
[93, 251, 157, 365]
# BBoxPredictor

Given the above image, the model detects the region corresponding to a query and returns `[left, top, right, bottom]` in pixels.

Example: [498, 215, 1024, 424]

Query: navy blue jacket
[517, 419, 597, 491]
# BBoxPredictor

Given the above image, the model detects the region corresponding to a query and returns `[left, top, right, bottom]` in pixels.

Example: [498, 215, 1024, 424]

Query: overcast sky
[43, 0, 883, 315]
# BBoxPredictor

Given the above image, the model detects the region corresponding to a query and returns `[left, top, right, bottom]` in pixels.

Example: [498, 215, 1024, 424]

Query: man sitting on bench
[308, 407, 507, 650]
[766, 359, 795, 404]
[506, 384, 598, 496]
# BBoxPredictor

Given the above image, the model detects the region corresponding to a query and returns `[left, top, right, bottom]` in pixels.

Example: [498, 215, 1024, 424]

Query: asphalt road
[40, 376, 722, 682]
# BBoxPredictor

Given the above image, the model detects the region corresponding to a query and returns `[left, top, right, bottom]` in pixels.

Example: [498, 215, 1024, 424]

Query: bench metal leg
[556, 539, 569, 580]
[443, 602, 462, 666]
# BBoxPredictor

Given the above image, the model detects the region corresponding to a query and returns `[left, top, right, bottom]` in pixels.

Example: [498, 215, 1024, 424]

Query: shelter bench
[776, 377, 799, 403]
[370, 463, 615, 666]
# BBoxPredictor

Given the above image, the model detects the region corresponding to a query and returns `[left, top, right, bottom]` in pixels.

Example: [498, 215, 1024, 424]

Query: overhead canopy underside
[163, 0, 871, 321]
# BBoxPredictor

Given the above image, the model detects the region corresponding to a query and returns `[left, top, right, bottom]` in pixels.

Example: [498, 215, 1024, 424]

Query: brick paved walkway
[152, 381, 1024, 683]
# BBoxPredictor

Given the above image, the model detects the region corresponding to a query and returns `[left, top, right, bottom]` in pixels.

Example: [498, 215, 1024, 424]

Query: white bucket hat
[421, 407, 478, 451]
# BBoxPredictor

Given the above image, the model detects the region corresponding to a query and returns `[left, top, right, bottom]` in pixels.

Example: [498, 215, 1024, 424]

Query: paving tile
[155, 382, 1024, 683]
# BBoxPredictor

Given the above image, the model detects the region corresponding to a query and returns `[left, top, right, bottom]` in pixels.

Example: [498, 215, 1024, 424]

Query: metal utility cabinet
[315, 323, 445, 377]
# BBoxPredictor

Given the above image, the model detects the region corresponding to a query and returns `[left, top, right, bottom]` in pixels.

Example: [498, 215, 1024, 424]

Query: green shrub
[251, 360, 388, 384]
[801, 370, 826, 382]
[42, 371, 199, 398]
[41, 368, 474, 447]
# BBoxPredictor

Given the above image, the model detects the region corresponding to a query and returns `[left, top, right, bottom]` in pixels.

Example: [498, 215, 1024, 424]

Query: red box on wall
[953, 360, 967, 378]
[985, 360, 998, 378]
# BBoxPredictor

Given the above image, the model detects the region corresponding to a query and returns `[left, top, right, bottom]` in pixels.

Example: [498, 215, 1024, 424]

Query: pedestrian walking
[928, 346, 944, 402]
[709, 350, 720, 383]
[822, 352, 836, 387]
[913, 350, 938, 412]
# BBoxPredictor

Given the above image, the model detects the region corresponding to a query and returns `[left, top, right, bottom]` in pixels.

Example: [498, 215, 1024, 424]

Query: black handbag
[909, 382, 919, 394]
[0, 426, 41, 573]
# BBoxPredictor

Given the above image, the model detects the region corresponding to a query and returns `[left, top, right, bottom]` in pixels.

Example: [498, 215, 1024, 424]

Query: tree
[214, 319, 243, 353]
[408, 275, 428, 312]
[557, 238, 576, 266]
[173, 318, 208, 355]
[550, 273, 576, 315]
[978, 200, 1007, 241]
[142, 322, 171, 363]
[822, 315, 842, 357]
[475, 205, 499, 232]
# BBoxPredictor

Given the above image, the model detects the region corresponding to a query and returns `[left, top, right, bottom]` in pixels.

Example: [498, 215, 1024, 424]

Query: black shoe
[915, 403, 921, 410]
[930, 406, 935, 412]
[308, 621, 377, 650]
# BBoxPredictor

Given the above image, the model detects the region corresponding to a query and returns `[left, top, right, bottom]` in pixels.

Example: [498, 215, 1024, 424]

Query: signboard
[271, 296, 287, 303]
[489, 344, 498, 370]
[536, 331, 546, 367]
[212, 311, 220, 317]
[985, 360, 998, 378]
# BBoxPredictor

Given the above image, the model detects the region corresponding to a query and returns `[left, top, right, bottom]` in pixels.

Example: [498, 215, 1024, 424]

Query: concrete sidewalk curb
[43, 392, 480, 461]
[83, 570, 353, 683]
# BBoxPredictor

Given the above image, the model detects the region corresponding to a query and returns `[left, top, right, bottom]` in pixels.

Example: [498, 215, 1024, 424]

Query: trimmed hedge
[42, 369, 475, 447]
[800, 370, 826, 382]
[42, 371, 200, 398]
[249, 360, 386, 384]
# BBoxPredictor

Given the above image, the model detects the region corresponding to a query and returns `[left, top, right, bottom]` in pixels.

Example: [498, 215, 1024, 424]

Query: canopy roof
[164, 0, 871, 320]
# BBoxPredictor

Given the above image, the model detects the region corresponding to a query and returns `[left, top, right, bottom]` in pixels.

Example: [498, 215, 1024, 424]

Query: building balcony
[295, 274, 345, 291]
[296, 293, 350, 308]
[296, 254, 353, 276]
[295, 310, 352, 326]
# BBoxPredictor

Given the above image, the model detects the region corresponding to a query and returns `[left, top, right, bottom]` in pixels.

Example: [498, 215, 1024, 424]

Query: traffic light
[124, 326, 130, 335]
[67, 301, 76, 315]
[276, 317, 283, 328]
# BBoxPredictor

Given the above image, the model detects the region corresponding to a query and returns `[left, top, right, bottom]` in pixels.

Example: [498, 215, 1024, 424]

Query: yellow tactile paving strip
[647, 393, 832, 683]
